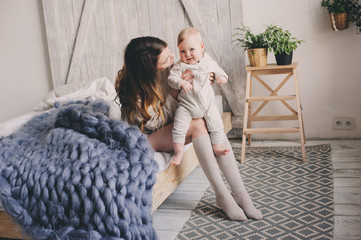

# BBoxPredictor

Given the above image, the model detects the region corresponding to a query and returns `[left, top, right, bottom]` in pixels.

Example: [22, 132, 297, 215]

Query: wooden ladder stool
[241, 63, 306, 163]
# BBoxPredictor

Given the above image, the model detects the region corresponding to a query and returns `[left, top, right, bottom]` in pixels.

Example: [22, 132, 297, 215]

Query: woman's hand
[181, 70, 194, 81]
[209, 72, 215, 84]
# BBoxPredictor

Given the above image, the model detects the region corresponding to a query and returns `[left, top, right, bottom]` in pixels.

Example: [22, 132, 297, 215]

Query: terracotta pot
[247, 48, 267, 67]
[328, 12, 349, 31]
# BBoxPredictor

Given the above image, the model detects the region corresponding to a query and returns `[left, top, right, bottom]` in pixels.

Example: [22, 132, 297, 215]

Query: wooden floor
[152, 139, 361, 240]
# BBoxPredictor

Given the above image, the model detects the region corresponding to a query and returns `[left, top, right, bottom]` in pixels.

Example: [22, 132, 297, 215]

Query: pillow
[33, 78, 117, 111]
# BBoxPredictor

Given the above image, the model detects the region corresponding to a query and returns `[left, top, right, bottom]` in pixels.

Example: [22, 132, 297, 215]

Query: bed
[0, 78, 232, 239]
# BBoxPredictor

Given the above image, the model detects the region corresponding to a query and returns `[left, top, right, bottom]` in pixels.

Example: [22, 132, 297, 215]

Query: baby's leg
[205, 105, 230, 156]
[213, 143, 230, 157]
[172, 106, 193, 165]
[171, 142, 184, 165]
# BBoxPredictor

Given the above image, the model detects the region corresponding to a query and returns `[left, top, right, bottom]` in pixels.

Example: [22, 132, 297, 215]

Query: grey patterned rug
[176, 144, 333, 240]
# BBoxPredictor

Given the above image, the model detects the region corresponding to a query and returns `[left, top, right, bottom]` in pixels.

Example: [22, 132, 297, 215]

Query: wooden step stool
[241, 63, 306, 163]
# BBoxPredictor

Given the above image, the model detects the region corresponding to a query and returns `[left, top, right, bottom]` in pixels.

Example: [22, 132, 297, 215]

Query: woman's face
[157, 47, 175, 71]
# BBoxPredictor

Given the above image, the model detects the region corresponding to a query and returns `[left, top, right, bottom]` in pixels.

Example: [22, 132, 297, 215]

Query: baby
[168, 27, 230, 165]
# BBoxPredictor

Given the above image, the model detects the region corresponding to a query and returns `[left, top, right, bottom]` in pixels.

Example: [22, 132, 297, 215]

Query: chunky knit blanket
[0, 100, 159, 240]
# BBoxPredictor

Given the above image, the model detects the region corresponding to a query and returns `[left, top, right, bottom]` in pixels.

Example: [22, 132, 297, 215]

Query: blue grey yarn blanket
[0, 100, 159, 240]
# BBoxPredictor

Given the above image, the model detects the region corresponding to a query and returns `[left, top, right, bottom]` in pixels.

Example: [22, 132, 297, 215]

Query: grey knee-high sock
[216, 135, 263, 220]
[192, 134, 247, 221]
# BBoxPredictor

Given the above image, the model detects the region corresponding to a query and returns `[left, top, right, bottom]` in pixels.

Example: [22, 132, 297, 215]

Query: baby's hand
[216, 75, 227, 85]
[180, 80, 193, 93]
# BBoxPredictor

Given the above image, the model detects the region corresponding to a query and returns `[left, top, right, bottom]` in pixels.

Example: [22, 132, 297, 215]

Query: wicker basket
[247, 48, 267, 67]
[329, 13, 349, 31]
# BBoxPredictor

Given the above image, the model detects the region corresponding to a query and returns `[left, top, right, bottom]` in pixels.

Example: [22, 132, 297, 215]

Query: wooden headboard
[41, 0, 246, 127]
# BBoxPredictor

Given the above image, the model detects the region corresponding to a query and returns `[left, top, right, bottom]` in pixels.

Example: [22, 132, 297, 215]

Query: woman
[115, 36, 262, 221]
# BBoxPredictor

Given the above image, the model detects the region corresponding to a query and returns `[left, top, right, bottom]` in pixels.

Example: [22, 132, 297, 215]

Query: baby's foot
[171, 152, 183, 165]
[213, 146, 230, 157]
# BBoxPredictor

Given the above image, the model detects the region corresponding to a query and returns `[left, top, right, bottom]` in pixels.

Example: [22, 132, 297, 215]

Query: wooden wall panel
[230, 0, 246, 126]
[42, 0, 83, 88]
[42, 0, 245, 127]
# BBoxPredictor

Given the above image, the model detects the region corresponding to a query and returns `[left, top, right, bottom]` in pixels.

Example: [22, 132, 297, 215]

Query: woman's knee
[147, 124, 174, 152]
[189, 118, 208, 138]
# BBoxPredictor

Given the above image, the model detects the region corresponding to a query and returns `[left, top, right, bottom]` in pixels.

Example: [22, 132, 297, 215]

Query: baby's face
[178, 34, 204, 65]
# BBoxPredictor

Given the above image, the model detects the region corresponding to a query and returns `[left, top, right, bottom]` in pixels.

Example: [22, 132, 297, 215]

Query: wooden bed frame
[0, 112, 232, 239]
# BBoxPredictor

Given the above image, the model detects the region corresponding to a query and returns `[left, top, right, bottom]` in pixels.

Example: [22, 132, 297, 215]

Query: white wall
[243, 0, 361, 139]
[0, 0, 52, 123]
[1, 0, 360, 140]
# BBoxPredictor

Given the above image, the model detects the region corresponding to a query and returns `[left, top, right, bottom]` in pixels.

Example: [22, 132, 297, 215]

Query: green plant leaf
[264, 24, 304, 54]
[232, 24, 269, 51]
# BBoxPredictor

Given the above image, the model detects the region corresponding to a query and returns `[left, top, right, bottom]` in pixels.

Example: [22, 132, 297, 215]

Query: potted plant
[264, 25, 304, 65]
[232, 25, 269, 67]
[321, 0, 361, 33]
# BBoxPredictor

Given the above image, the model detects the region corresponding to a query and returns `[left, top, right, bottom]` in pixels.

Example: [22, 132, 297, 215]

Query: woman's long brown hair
[115, 37, 166, 131]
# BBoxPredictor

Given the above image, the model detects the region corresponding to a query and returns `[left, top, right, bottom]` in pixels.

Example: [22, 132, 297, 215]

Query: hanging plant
[321, 0, 361, 33]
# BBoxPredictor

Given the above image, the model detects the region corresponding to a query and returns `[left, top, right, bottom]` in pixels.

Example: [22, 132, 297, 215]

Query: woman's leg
[216, 134, 263, 220]
[149, 119, 247, 220]
[192, 134, 247, 221]
[147, 118, 207, 152]
[147, 123, 174, 152]
[188, 119, 248, 220]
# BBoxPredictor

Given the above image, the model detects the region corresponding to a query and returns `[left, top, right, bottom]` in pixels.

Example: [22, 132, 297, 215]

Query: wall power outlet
[332, 117, 355, 130]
